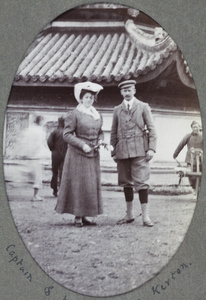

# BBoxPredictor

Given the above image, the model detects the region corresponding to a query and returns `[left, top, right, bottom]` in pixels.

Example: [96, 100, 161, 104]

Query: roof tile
[14, 20, 193, 87]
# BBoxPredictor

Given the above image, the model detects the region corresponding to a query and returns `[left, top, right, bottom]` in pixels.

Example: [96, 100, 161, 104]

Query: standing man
[110, 80, 157, 227]
[47, 117, 67, 197]
[173, 120, 203, 195]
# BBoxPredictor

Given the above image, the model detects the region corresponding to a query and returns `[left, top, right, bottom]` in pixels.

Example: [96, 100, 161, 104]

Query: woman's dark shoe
[74, 216, 83, 227]
[82, 217, 97, 226]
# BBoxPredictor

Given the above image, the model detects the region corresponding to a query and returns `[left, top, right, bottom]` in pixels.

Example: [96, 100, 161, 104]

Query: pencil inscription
[151, 262, 191, 295]
[6, 244, 32, 282]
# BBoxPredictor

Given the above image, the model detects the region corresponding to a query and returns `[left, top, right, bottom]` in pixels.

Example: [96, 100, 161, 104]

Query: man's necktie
[127, 103, 130, 114]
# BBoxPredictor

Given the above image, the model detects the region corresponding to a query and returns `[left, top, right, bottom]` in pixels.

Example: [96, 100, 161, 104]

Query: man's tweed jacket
[110, 97, 157, 159]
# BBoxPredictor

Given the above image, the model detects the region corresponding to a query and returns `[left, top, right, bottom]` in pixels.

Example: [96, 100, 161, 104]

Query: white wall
[99, 110, 202, 164]
[152, 111, 202, 162]
[4, 108, 202, 165]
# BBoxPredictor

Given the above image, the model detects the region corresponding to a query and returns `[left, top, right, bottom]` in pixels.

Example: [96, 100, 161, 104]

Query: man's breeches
[117, 157, 150, 191]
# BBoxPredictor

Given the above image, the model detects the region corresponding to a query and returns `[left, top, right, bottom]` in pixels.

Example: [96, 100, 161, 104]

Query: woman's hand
[83, 144, 92, 153]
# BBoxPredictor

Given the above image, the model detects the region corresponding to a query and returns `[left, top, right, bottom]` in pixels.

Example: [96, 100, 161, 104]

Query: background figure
[55, 82, 104, 227]
[47, 117, 67, 197]
[110, 80, 157, 227]
[19, 115, 47, 201]
[173, 120, 203, 192]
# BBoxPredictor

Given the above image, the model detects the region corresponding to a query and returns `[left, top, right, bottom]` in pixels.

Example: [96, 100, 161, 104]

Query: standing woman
[55, 82, 104, 227]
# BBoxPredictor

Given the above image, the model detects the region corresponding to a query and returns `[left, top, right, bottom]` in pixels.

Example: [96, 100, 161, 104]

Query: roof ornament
[154, 27, 167, 42]
[125, 19, 177, 52]
[127, 8, 139, 18]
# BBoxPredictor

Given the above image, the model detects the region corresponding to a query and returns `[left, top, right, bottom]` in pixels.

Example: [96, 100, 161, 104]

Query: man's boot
[117, 201, 135, 224]
[141, 203, 153, 227]
[139, 189, 153, 227]
[117, 187, 135, 224]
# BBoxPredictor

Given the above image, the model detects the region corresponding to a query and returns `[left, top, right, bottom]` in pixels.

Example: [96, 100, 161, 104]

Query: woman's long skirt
[55, 146, 103, 217]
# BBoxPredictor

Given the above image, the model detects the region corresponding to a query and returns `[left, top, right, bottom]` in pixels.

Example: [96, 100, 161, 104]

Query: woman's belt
[78, 137, 98, 147]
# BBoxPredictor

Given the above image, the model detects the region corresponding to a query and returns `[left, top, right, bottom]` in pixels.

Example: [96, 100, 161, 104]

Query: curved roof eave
[13, 20, 195, 89]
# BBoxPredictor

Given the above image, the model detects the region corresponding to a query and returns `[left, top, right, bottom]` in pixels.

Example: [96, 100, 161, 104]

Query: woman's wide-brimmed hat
[74, 82, 103, 102]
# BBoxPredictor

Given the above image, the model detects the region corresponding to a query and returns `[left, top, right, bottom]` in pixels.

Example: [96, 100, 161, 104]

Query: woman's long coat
[55, 108, 104, 217]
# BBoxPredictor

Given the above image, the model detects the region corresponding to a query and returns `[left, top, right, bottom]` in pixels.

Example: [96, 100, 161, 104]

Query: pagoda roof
[13, 19, 194, 89]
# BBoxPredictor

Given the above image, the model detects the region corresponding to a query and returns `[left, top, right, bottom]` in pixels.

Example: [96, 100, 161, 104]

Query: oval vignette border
[0, 1, 206, 300]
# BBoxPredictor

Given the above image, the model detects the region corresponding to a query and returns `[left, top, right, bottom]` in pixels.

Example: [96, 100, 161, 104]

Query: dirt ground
[5, 182, 196, 297]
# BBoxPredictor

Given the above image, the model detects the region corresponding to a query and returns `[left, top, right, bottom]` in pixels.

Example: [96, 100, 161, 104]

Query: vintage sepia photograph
[3, 3, 203, 297]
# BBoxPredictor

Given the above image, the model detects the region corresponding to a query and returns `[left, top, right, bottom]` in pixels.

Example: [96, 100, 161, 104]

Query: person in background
[55, 82, 104, 227]
[47, 117, 67, 197]
[173, 120, 203, 193]
[110, 80, 157, 227]
[19, 115, 47, 201]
